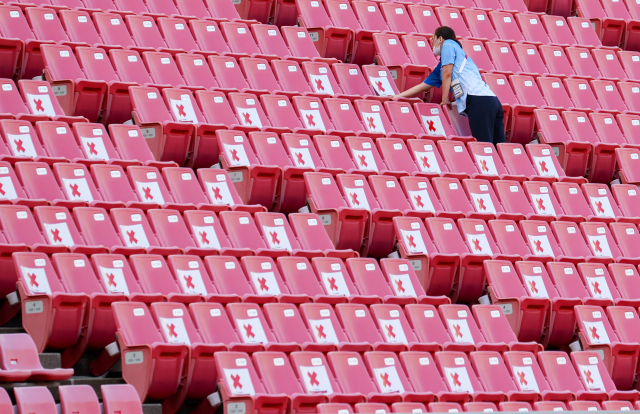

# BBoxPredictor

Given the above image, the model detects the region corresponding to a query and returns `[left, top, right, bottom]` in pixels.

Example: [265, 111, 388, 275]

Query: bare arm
[396, 82, 433, 98]
[441, 63, 453, 105]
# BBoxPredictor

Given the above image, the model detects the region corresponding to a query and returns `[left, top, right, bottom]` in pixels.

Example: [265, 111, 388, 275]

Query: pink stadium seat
[611, 183, 640, 218]
[111, 209, 180, 255]
[567, 17, 605, 48]
[399, 176, 446, 217]
[541, 15, 577, 46]
[18, 80, 84, 124]
[488, 220, 534, 260]
[483, 260, 550, 343]
[570, 350, 640, 401]
[281, 26, 336, 65]
[467, 178, 521, 220]
[572, 312, 640, 393]
[373, 33, 430, 92]
[294, 0, 351, 62]
[112, 302, 189, 405]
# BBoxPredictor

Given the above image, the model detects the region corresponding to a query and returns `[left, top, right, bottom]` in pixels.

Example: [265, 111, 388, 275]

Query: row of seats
[110, 300, 638, 413]
[7, 0, 248, 21]
[488, 74, 640, 176]
[392, 215, 640, 298]
[0, 4, 331, 83]
[0, 382, 144, 414]
[296, 0, 603, 66]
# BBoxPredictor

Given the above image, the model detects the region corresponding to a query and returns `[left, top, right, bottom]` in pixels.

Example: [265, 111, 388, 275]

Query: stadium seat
[303, 172, 368, 252]
[483, 260, 550, 343]
[570, 350, 640, 401]
[470, 350, 538, 403]
[288, 213, 358, 259]
[471, 305, 541, 354]
[521, 181, 576, 222]
[216, 130, 281, 209]
[295, 0, 352, 62]
[214, 351, 289, 413]
[538, 350, 606, 402]
[373, 33, 430, 92]
[434, 351, 502, 402]
[263, 302, 333, 352]
[393, 216, 460, 298]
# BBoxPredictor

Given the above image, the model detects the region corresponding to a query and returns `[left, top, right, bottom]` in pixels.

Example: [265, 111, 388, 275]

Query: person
[396, 26, 506, 145]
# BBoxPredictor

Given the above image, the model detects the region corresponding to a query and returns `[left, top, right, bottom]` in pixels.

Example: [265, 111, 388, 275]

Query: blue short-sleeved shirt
[424, 39, 495, 114]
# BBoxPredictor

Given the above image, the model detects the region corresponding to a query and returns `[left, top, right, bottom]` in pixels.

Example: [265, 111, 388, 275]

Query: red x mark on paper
[51, 229, 62, 243]
[375, 81, 385, 92]
[480, 159, 489, 172]
[394, 279, 405, 293]
[517, 371, 528, 386]
[589, 326, 600, 340]
[305, 114, 315, 127]
[350, 192, 359, 206]
[270, 231, 280, 245]
[595, 201, 605, 214]
[166, 323, 177, 338]
[528, 280, 538, 294]
[106, 273, 116, 287]
[176, 104, 186, 117]
[477, 198, 486, 210]
[327, 277, 338, 291]
[244, 324, 255, 338]
[230, 149, 240, 162]
[315, 79, 324, 91]
[592, 281, 602, 295]
[127, 230, 138, 244]
[242, 112, 252, 125]
[34, 99, 44, 112]
[366, 117, 376, 129]
[295, 152, 305, 165]
[451, 372, 462, 387]
[87, 142, 98, 155]
[14, 139, 25, 153]
[380, 372, 392, 387]
[536, 198, 545, 211]
[385, 324, 395, 338]
[0, 183, 5, 196]
[420, 156, 430, 169]
[70, 183, 81, 197]
[584, 370, 594, 384]
[414, 195, 424, 208]
[406, 235, 417, 249]
[184, 275, 195, 289]
[199, 231, 209, 245]
[539, 161, 549, 173]
[257, 277, 269, 291]
[211, 186, 223, 200]
[453, 324, 463, 338]
[308, 371, 320, 386]
[231, 374, 242, 389]
[534, 240, 544, 252]
[426, 120, 436, 132]
[593, 240, 603, 253]
[358, 154, 368, 167]
[142, 187, 153, 200]
[28, 273, 38, 287]
[472, 239, 482, 251]
[315, 324, 326, 338]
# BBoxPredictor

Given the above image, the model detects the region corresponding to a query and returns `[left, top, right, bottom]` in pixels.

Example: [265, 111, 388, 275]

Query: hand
[441, 97, 451, 106]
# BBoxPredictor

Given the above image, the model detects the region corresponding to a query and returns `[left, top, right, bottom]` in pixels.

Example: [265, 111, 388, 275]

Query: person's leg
[466, 95, 496, 144]
[492, 97, 507, 145]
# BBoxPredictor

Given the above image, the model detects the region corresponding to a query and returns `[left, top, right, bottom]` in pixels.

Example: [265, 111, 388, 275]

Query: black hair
[434, 26, 463, 48]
